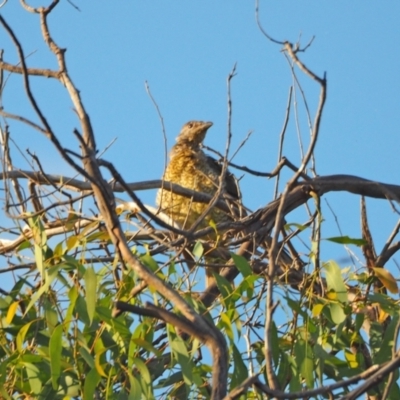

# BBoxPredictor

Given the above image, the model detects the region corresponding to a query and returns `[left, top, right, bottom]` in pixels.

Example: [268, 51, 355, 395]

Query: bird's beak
[203, 122, 213, 130]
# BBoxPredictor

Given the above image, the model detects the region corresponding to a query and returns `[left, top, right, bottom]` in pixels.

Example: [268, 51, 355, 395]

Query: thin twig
[274, 86, 293, 199]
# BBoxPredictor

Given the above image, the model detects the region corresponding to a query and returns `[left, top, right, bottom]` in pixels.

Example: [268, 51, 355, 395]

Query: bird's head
[175, 120, 213, 148]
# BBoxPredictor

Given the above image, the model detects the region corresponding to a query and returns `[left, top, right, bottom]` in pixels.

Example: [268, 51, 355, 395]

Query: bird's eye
[187, 123, 193, 128]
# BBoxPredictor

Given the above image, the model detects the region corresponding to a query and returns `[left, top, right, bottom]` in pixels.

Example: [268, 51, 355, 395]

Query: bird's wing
[206, 156, 241, 199]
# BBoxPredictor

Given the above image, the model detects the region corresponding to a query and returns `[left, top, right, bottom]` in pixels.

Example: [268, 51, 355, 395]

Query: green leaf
[132, 357, 153, 398]
[94, 339, 108, 378]
[284, 222, 309, 232]
[16, 320, 35, 352]
[213, 273, 234, 308]
[301, 354, 314, 389]
[80, 346, 95, 369]
[368, 293, 397, 315]
[6, 301, 18, 324]
[375, 314, 400, 364]
[325, 236, 367, 246]
[83, 368, 101, 400]
[44, 299, 58, 334]
[34, 243, 45, 278]
[218, 312, 234, 341]
[270, 321, 281, 365]
[140, 254, 159, 272]
[130, 338, 160, 360]
[50, 323, 64, 390]
[231, 344, 248, 389]
[127, 372, 143, 400]
[231, 253, 252, 278]
[286, 297, 309, 319]
[328, 302, 346, 324]
[385, 378, 400, 400]
[312, 303, 324, 317]
[169, 333, 193, 387]
[65, 286, 78, 332]
[28, 215, 47, 278]
[53, 241, 64, 258]
[75, 294, 90, 325]
[294, 340, 314, 389]
[371, 267, 399, 294]
[344, 351, 358, 368]
[84, 266, 97, 325]
[24, 269, 58, 315]
[354, 313, 365, 332]
[166, 325, 204, 393]
[23, 362, 42, 395]
[310, 239, 318, 266]
[276, 352, 291, 388]
[17, 240, 31, 251]
[313, 344, 328, 382]
[0, 387, 11, 400]
[86, 230, 110, 243]
[192, 241, 204, 259]
[66, 235, 80, 251]
[61, 254, 86, 276]
[28, 215, 46, 245]
[323, 261, 348, 303]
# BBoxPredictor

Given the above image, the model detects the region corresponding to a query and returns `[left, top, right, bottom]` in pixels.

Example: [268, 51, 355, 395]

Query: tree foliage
[0, 2, 400, 400]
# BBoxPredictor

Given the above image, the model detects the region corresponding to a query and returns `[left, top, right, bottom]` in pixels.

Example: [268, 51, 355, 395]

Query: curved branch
[2, 171, 400, 204]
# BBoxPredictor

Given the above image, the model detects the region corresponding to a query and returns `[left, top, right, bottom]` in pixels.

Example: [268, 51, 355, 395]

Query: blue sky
[1, 2, 400, 279]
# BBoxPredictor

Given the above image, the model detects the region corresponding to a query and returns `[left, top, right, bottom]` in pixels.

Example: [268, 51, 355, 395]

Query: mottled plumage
[156, 120, 239, 230]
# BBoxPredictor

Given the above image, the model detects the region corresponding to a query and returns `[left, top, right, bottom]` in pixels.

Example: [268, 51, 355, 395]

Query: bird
[156, 120, 240, 231]
[156, 120, 241, 287]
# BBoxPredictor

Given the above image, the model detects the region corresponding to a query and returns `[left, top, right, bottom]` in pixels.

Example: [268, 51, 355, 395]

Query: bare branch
[340, 352, 400, 400]
[0, 60, 59, 78]
[274, 86, 293, 198]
